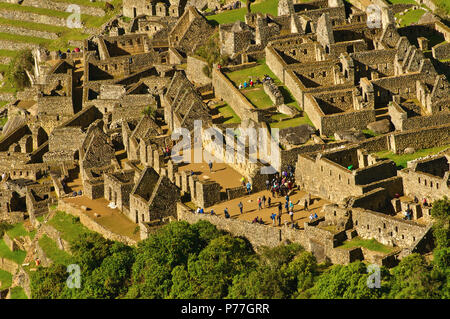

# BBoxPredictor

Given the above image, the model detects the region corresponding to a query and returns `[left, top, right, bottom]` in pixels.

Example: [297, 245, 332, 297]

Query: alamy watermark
[66, 264, 81, 289]
[170, 120, 280, 174]
[66, 4, 82, 29]
[367, 264, 381, 289]
[366, 4, 382, 29]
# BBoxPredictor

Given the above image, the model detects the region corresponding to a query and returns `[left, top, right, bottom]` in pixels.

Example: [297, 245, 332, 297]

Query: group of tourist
[252, 216, 264, 224]
[268, 168, 295, 198]
[57, 48, 81, 59]
[237, 75, 273, 90]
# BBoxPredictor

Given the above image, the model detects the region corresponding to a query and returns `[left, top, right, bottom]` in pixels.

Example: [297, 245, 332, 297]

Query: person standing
[246, 182, 252, 195]
[266, 179, 270, 190]
[278, 202, 282, 215]
[238, 201, 243, 214]
[289, 201, 294, 213]
[258, 197, 262, 210]
[285, 201, 289, 214]
[271, 213, 276, 226]
[267, 197, 271, 208]
[241, 176, 245, 186]
[289, 210, 294, 223]
[224, 208, 230, 218]
[262, 195, 266, 208]
[208, 161, 213, 172]
[304, 198, 309, 211]
[277, 213, 281, 226]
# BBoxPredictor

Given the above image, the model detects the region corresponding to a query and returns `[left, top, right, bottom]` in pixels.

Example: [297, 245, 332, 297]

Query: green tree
[431, 196, 450, 248]
[170, 235, 257, 299]
[308, 261, 384, 299]
[30, 264, 69, 299]
[194, 31, 229, 78]
[430, 196, 450, 298]
[388, 254, 440, 299]
[127, 221, 218, 298]
[70, 233, 114, 273]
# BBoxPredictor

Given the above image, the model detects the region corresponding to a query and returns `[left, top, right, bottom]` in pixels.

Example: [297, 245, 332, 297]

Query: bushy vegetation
[5, 50, 33, 90]
[194, 32, 229, 78]
[29, 197, 450, 299]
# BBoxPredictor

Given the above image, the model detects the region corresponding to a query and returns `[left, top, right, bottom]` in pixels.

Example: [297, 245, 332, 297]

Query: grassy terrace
[338, 237, 395, 254]
[386, 0, 417, 4]
[375, 144, 450, 169]
[47, 211, 92, 243]
[9, 286, 27, 299]
[0, 269, 12, 289]
[0, 239, 26, 264]
[207, 0, 278, 25]
[5, 223, 29, 239]
[38, 235, 74, 266]
[395, 9, 426, 27]
[225, 60, 314, 128]
[0, 1, 122, 49]
[215, 102, 241, 124]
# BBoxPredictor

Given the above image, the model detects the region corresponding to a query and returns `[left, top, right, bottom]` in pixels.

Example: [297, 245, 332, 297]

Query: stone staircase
[375, 106, 391, 121]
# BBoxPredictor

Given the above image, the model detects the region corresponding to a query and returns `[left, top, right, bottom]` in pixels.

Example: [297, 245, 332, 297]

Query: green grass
[6, 223, 28, 239]
[0, 117, 7, 126]
[0, 101, 8, 108]
[375, 144, 450, 168]
[0, 49, 18, 58]
[0, 32, 50, 45]
[243, 88, 274, 109]
[51, 0, 116, 9]
[207, 0, 278, 25]
[9, 286, 27, 299]
[362, 129, 379, 138]
[0, 1, 122, 51]
[270, 113, 314, 129]
[0, 269, 12, 289]
[386, 0, 417, 4]
[47, 211, 91, 243]
[0, 64, 9, 73]
[38, 235, 74, 266]
[216, 102, 241, 124]
[434, 0, 450, 15]
[225, 59, 315, 128]
[395, 9, 426, 27]
[339, 237, 394, 254]
[0, 239, 26, 264]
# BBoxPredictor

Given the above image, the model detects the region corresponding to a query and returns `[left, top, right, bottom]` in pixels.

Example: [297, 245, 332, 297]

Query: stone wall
[57, 200, 137, 246]
[0, 9, 67, 27]
[398, 159, 449, 202]
[0, 212, 24, 224]
[186, 56, 211, 85]
[21, 0, 105, 17]
[390, 123, 450, 154]
[212, 68, 260, 123]
[389, 101, 450, 131]
[2, 233, 17, 252]
[0, 24, 57, 40]
[432, 41, 450, 60]
[0, 258, 18, 275]
[352, 208, 427, 248]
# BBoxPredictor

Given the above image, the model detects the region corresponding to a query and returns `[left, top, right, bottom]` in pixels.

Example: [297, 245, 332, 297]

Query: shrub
[6, 50, 33, 90]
